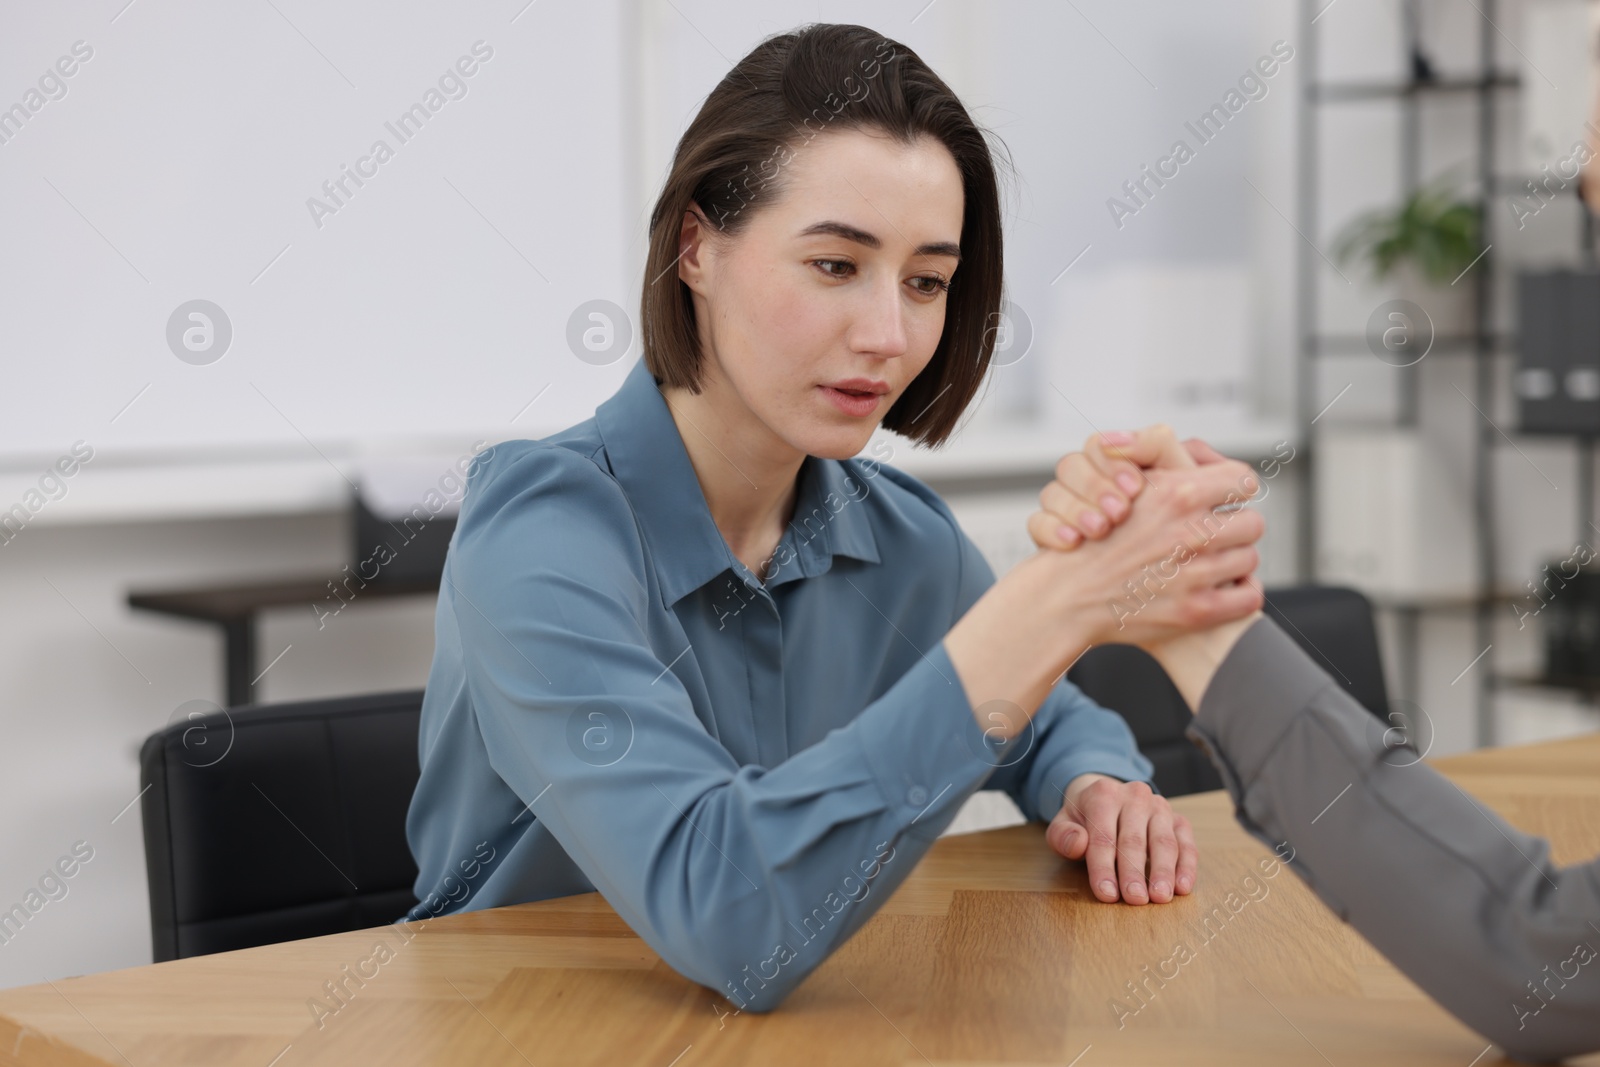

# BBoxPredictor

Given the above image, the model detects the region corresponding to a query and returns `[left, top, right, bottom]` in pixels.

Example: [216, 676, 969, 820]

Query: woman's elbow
[657, 938, 807, 1015]
[644, 907, 822, 1014]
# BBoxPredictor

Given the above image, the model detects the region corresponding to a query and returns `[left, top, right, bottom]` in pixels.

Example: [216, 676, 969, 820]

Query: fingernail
[1101, 430, 1134, 445]
[1055, 525, 1081, 546]
[1116, 472, 1141, 495]
[1177, 873, 1193, 892]
[1099, 494, 1127, 521]
[1129, 881, 1146, 899]
[1152, 880, 1171, 899]
[1098, 879, 1117, 898]
[1082, 511, 1108, 535]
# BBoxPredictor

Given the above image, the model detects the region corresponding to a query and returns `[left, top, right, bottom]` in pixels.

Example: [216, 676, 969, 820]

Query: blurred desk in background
[128, 576, 439, 707]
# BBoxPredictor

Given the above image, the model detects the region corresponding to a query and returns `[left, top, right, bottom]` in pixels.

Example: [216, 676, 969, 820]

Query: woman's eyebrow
[796, 219, 961, 261]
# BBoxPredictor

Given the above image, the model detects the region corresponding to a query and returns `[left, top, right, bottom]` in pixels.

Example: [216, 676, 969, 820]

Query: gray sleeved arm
[1184, 616, 1600, 1064]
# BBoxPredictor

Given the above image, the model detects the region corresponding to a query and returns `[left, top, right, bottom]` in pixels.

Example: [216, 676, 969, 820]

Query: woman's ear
[677, 203, 715, 295]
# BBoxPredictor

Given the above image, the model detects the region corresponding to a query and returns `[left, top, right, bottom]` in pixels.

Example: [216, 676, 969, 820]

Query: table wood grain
[3, 733, 1597, 1066]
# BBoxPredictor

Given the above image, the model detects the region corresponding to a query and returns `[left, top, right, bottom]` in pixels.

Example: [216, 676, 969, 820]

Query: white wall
[0, 0, 636, 463]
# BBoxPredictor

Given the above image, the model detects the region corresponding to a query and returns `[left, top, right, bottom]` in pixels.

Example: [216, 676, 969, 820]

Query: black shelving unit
[1294, 0, 1595, 745]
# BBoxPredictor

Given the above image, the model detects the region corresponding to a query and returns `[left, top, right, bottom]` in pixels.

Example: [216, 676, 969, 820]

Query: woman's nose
[852, 279, 910, 356]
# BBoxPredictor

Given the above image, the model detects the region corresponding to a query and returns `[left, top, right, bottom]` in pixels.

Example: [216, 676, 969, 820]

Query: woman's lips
[819, 385, 882, 416]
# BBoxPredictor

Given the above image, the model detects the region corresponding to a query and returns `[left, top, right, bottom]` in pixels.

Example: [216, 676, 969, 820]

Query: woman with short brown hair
[404, 22, 1264, 1012]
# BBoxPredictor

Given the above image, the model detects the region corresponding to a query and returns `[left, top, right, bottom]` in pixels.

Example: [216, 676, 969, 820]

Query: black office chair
[139, 689, 424, 961]
[1067, 585, 1390, 797]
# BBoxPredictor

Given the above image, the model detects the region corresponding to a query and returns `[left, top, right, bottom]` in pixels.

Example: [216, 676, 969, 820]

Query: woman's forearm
[943, 548, 1097, 737]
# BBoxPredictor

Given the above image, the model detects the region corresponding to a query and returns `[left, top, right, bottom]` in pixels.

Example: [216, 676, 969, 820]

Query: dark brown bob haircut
[639, 22, 1014, 449]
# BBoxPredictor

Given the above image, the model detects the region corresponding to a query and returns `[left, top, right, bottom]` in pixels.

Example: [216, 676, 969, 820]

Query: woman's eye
[814, 260, 948, 296]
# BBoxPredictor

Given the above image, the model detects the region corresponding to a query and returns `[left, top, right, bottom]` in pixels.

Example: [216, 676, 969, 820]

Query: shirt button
[906, 785, 928, 806]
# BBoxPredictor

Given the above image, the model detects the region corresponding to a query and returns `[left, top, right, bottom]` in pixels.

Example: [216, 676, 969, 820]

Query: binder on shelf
[1515, 268, 1600, 436]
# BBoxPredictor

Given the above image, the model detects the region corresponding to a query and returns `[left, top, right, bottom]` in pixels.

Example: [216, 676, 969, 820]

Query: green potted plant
[1332, 174, 1484, 336]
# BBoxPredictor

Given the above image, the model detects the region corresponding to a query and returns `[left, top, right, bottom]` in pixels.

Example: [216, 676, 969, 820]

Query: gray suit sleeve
[1184, 615, 1600, 1064]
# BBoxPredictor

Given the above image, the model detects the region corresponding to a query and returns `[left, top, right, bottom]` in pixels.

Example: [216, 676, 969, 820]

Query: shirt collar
[594, 358, 880, 609]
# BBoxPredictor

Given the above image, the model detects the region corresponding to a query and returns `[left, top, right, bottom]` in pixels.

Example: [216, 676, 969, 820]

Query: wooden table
[3, 734, 1598, 1066]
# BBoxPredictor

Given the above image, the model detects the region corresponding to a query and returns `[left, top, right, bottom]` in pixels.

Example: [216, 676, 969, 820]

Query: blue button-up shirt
[403, 356, 1153, 1010]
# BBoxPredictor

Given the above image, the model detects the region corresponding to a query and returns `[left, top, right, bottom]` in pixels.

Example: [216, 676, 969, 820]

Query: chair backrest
[1067, 584, 1390, 797]
[139, 689, 424, 961]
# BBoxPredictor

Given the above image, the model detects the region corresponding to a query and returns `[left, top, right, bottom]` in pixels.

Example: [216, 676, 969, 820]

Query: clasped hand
[1027, 424, 1266, 905]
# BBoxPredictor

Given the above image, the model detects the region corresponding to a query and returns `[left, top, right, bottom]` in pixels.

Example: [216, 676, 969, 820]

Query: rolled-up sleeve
[930, 504, 1155, 824]
[1187, 615, 1600, 1063]
[447, 446, 1023, 1011]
